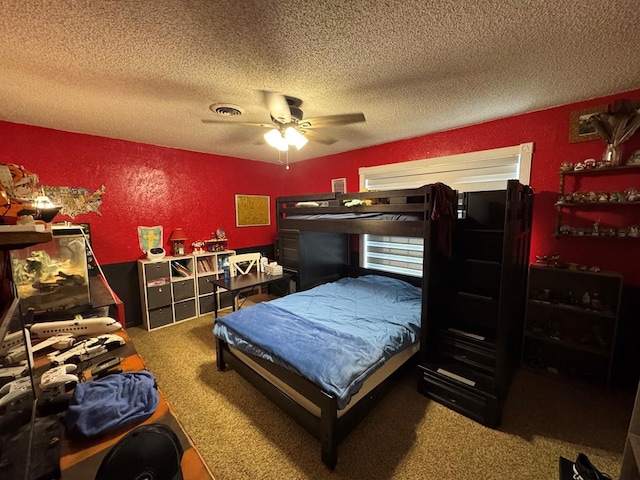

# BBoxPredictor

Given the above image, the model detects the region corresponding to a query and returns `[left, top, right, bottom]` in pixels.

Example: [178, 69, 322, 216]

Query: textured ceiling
[1, 1, 639, 164]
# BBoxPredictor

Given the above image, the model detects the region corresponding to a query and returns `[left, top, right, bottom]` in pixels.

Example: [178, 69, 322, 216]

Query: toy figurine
[191, 240, 205, 254]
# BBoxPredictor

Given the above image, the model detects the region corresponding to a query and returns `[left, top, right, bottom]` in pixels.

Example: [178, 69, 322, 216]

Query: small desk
[59, 330, 214, 480]
[211, 271, 289, 319]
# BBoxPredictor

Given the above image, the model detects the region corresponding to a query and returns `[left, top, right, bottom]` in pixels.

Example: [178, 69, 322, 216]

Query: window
[359, 143, 533, 276]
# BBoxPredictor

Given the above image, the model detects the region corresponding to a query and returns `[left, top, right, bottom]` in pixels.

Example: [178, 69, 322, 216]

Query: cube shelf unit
[138, 250, 236, 330]
[137, 256, 195, 331]
[193, 250, 235, 316]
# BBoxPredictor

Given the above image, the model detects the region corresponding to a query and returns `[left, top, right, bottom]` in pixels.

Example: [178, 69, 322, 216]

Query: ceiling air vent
[209, 103, 245, 117]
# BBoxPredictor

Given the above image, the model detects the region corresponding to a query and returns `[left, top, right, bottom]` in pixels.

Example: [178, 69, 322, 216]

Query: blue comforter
[213, 275, 421, 409]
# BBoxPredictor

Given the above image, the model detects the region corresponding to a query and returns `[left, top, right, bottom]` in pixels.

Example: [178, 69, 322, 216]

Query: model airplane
[1, 329, 34, 367]
[29, 317, 122, 339]
[2, 317, 121, 365]
[0, 331, 24, 357]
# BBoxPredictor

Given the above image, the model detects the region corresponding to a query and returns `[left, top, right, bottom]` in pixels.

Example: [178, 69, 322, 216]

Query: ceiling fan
[202, 91, 366, 151]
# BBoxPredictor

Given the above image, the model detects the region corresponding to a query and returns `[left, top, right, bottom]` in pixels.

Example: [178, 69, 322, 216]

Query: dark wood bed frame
[215, 185, 454, 469]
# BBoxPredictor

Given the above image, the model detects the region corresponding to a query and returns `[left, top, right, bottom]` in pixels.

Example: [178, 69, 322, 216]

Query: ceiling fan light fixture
[284, 127, 308, 150]
[264, 129, 289, 151]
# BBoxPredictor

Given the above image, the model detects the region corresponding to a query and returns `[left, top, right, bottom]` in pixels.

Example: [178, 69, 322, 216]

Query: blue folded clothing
[65, 370, 159, 438]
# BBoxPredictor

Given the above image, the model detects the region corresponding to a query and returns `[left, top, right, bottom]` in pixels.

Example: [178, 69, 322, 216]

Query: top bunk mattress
[275, 183, 456, 237]
[284, 212, 421, 221]
[213, 275, 422, 409]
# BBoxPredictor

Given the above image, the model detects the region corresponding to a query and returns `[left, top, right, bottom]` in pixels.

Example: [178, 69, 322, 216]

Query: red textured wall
[2, 87, 640, 285]
[286, 88, 640, 285]
[0, 122, 288, 264]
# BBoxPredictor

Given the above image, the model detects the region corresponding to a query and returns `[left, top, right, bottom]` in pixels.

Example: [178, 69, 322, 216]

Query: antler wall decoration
[589, 100, 640, 166]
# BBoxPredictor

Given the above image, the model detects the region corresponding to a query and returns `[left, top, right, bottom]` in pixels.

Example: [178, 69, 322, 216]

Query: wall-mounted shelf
[0, 229, 53, 250]
[203, 238, 228, 252]
[555, 164, 640, 237]
[560, 164, 640, 176]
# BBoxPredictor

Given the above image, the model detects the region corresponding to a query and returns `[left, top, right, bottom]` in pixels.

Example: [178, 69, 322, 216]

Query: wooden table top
[55, 329, 214, 480]
[210, 271, 288, 291]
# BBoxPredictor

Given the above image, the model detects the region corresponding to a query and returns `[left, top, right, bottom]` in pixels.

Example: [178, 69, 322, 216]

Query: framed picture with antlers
[569, 105, 607, 143]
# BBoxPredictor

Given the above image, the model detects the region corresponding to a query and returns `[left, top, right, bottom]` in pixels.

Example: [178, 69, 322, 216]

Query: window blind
[360, 143, 533, 277]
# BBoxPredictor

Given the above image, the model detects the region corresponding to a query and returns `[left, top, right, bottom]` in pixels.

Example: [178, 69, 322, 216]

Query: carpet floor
[128, 315, 634, 480]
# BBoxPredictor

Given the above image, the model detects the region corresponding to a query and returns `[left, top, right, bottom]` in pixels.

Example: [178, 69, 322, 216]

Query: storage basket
[265, 263, 283, 276]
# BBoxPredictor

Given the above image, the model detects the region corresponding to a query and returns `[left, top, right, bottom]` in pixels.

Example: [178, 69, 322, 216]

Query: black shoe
[572, 453, 611, 480]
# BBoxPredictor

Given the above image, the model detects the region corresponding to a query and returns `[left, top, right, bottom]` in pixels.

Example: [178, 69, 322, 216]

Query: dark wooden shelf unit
[522, 264, 623, 386]
[419, 180, 534, 427]
[560, 164, 640, 176]
[555, 164, 640, 237]
[277, 229, 349, 292]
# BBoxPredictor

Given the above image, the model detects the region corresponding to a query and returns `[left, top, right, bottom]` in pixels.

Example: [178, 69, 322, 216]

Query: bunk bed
[213, 184, 456, 469]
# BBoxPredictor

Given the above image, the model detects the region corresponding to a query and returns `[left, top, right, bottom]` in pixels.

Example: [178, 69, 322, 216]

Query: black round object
[94, 424, 184, 480]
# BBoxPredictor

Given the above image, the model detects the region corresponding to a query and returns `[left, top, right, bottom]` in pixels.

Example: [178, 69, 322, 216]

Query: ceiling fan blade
[298, 113, 365, 129]
[300, 129, 338, 145]
[262, 91, 291, 124]
[201, 119, 273, 128]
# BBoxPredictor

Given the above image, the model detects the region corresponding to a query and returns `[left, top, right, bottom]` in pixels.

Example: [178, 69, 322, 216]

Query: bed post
[216, 337, 226, 371]
[320, 391, 338, 470]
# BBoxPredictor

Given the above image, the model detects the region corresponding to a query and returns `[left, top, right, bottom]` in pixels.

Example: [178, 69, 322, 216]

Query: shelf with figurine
[201, 228, 228, 252]
[524, 328, 612, 358]
[555, 188, 640, 206]
[558, 160, 640, 176]
[555, 154, 640, 238]
[523, 260, 623, 386]
[555, 221, 640, 238]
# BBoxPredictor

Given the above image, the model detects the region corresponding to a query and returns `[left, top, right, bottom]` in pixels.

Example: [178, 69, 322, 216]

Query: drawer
[218, 290, 234, 310]
[198, 294, 216, 315]
[148, 306, 173, 330]
[439, 335, 495, 373]
[172, 279, 195, 301]
[198, 276, 216, 295]
[174, 299, 196, 321]
[280, 248, 299, 270]
[419, 370, 487, 424]
[145, 261, 171, 282]
[146, 284, 172, 310]
[279, 232, 300, 269]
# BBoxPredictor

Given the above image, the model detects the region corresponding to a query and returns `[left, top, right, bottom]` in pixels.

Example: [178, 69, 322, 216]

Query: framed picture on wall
[569, 105, 607, 143]
[235, 194, 271, 227]
[331, 178, 346, 193]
